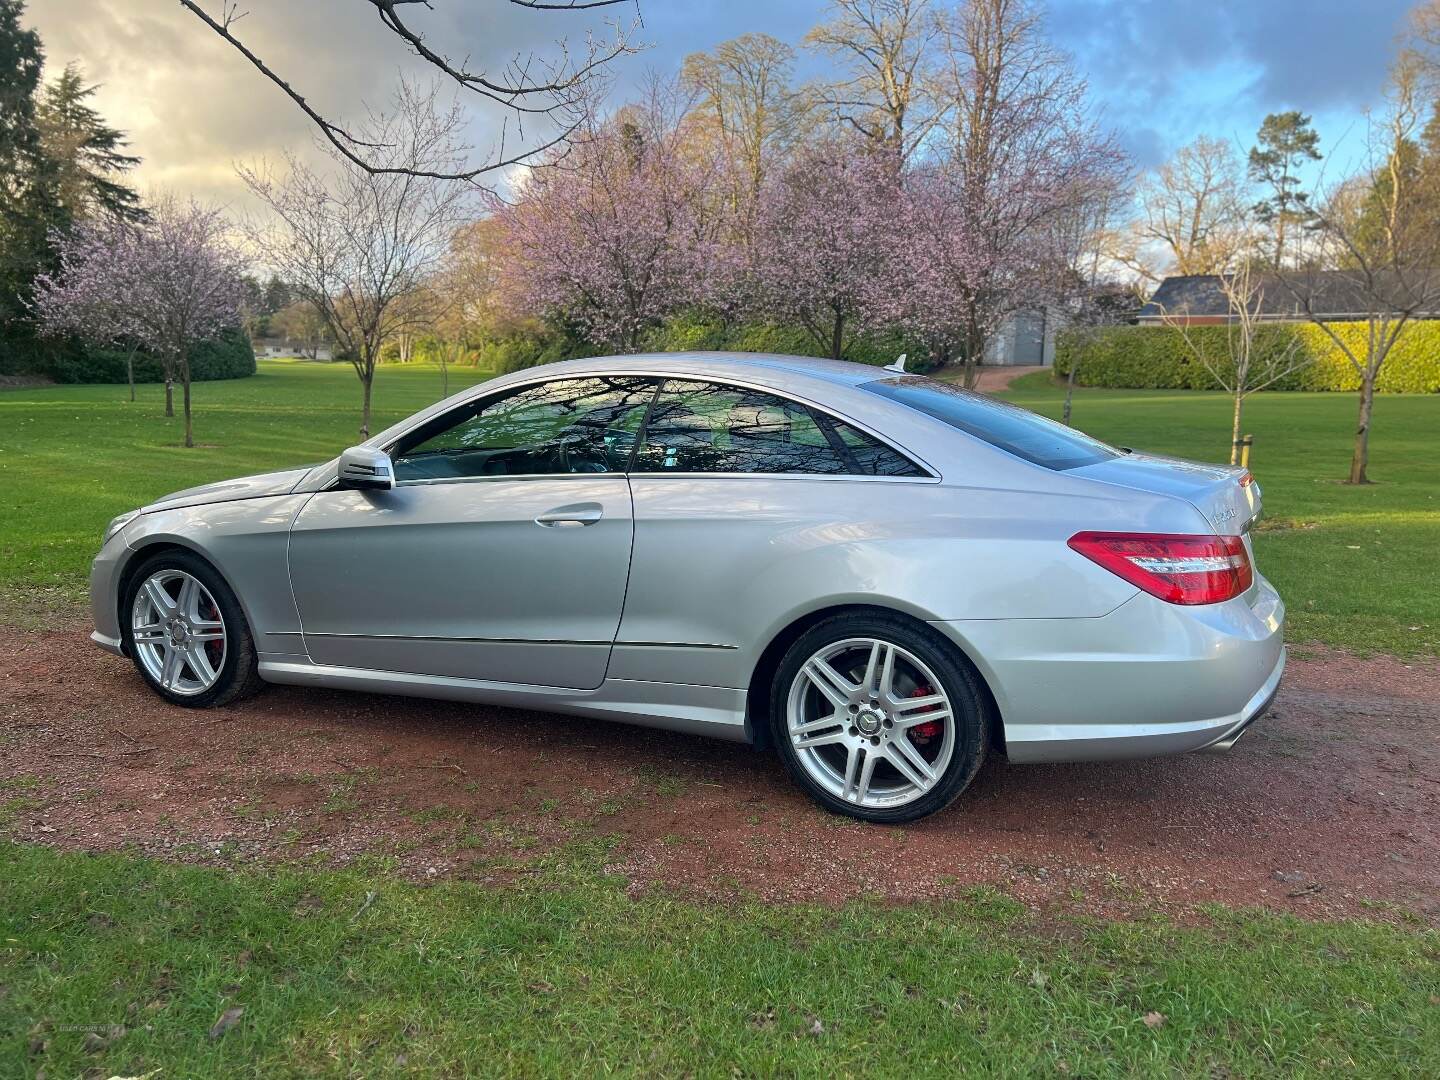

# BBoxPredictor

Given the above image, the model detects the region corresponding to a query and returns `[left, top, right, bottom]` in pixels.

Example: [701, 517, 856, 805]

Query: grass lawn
[0, 359, 494, 606]
[2, 842, 1437, 1078]
[2, 358, 1436, 655]
[3, 361, 1439, 1076]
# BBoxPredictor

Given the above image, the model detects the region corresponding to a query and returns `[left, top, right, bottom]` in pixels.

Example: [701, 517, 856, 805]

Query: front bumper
[89, 531, 130, 656]
[933, 573, 1286, 764]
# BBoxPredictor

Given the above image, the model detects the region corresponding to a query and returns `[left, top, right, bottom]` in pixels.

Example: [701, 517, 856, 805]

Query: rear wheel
[769, 613, 989, 823]
[120, 551, 265, 708]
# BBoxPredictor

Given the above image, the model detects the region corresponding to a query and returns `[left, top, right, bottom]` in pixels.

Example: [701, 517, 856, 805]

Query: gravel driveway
[3, 624, 1436, 922]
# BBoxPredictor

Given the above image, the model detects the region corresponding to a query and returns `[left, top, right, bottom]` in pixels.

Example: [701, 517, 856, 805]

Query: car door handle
[535, 503, 604, 528]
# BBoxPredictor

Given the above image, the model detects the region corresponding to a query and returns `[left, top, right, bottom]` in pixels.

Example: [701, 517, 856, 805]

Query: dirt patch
[2, 624, 1437, 922]
[971, 364, 1050, 392]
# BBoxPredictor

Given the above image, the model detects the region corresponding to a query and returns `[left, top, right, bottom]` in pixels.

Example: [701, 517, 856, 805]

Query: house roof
[1139, 270, 1440, 320]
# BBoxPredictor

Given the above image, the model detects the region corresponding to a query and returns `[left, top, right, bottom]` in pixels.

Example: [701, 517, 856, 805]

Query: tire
[769, 611, 990, 823]
[120, 549, 266, 709]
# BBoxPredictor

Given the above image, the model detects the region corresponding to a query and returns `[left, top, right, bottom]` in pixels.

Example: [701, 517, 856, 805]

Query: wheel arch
[115, 540, 247, 641]
[744, 602, 1005, 755]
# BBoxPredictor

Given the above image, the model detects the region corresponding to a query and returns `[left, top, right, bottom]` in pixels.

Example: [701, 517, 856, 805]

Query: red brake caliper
[204, 598, 223, 664]
[908, 684, 943, 740]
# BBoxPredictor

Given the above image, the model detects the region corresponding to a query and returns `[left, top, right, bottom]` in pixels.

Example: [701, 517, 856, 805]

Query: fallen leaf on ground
[208, 1006, 244, 1041]
[1143, 1011, 1167, 1029]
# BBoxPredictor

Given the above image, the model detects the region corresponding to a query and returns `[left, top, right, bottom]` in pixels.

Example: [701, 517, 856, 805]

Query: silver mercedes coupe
[90, 353, 1285, 822]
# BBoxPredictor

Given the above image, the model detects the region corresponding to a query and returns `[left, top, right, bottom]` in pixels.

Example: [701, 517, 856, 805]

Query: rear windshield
[861, 376, 1121, 471]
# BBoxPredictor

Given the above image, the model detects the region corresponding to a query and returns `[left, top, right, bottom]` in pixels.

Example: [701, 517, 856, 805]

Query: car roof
[524, 351, 898, 389]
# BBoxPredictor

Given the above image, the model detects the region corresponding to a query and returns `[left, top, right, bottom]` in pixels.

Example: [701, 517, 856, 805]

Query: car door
[612, 378, 930, 689]
[288, 375, 657, 690]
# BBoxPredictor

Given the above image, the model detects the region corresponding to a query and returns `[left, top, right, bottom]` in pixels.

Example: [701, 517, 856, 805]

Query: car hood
[143, 467, 312, 513]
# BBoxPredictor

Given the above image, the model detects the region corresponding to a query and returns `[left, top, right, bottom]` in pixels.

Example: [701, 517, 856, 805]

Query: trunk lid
[1071, 450, 1261, 535]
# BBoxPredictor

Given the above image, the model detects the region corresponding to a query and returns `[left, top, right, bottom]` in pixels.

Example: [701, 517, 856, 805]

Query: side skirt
[257, 659, 751, 743]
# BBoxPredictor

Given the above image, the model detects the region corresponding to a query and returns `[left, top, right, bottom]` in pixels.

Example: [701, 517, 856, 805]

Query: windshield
[861, 376, 1122, 471]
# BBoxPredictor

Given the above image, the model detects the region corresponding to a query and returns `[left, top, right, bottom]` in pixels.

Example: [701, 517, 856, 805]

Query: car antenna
[885, 353, 907, 373]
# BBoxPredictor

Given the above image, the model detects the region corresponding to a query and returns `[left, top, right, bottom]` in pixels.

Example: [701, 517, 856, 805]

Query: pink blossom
[35, 196, 248, 446]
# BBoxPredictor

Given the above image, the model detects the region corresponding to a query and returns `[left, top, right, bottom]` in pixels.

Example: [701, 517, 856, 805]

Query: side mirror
[337, 446, 395, 491]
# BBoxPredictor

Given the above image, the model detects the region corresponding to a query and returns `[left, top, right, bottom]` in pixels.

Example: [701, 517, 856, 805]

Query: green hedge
[1055, 322, 1440, 392]
[46, 329, 256, 384]
[2, 328, 256, 384]
[643, 313, 933, 370]
[436, 313, 935, 378]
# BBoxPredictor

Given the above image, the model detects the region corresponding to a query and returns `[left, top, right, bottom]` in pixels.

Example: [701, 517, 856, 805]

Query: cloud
[29, 0, 646, 207]
[1048, 0, 1413, 166]
[27, 0, 1416, 204]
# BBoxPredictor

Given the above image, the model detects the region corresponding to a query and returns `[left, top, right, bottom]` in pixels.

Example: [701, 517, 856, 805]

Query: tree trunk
[164, 375, 174, 417]
[830, 311, 845, 362]
[181, 363, 194, 449]
[1229, 392, 1244, 465]
[1349, 372, 1376, 484]
[1062, 356, 1078, 426]
[126, 348, 135, 403]
[962, 328, 984, 390]
[360, 372, 373, 440]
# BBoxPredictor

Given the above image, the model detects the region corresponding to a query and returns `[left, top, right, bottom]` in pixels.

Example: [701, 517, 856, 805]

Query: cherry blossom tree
[910, 0, 1125, 386]
[750, 141, 903, 360]
[34, 195, 248, 447]
[492, 84, 733, 352]
[30, 214, 140, 400]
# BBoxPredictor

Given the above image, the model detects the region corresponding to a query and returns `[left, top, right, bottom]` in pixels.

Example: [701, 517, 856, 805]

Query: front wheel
[770, 613, 990, 823]
[120, 550, 265, 708]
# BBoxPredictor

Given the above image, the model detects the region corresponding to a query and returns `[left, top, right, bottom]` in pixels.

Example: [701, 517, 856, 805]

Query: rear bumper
[932, 574, 1285, 764]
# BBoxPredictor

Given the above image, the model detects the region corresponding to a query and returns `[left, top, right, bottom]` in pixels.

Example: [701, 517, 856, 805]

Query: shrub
[1294, 321, 1440, 393]
[1055, 322, 1440, 392]
[47, 328, 256, 384]
[455, 315, 933, 379]
[641, 313, 932, 370]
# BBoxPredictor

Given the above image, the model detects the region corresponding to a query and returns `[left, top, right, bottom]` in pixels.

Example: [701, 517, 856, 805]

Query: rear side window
[635, 380, 847, 474]
[861, 376, 1121, 470]
[823, 417, 927, 476]
[634, 380, 925, 477]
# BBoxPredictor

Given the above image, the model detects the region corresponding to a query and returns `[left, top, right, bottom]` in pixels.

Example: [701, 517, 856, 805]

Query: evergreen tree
[1248, 111, 1322, 268]
[261, 274, 293, 316]
[0, 0, 51, 338]
[37, 62, 144, 222]
[0, 0, 41, 198]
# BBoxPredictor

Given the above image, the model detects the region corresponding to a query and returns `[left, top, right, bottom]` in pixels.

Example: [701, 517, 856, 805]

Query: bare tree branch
[179, 0, 643, 180]
[1277, 57, 1440, 483]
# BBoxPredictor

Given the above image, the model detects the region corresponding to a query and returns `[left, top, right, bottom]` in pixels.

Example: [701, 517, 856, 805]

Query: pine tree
[0, 0, 41, 196]
[0, 0, 51, 334]
[1248, 111, 1322, 268]
[37, 61, 144, 222]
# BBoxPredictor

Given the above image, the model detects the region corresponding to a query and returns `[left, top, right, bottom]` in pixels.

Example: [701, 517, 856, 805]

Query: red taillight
[1067, 531, 1253, 606]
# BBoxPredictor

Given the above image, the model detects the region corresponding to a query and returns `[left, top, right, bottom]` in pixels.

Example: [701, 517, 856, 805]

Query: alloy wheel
[130, 569, 228, 696]
[786, 637, 955, 810]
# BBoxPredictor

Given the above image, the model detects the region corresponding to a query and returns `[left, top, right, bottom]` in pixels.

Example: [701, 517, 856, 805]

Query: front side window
[392, 376, 656, 481]
[861, 375, 1121, 471]
[633, 379, 925, 477]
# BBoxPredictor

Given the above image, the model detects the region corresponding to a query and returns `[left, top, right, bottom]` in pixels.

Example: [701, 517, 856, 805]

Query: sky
[27, 0, 1419, 212]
